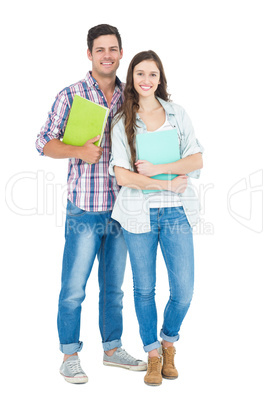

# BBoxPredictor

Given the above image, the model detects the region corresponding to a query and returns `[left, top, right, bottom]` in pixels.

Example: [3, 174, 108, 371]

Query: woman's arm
[135, 104, 204, 179]
[114, 166, 188, 194]
[135, 153, 203, 177]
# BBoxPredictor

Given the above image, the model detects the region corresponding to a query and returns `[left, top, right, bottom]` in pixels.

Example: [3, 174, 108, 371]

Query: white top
[146, 114, 182, 208]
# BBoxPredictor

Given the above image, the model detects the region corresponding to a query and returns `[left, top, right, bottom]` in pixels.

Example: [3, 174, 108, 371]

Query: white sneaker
[60, 356, 88, 384]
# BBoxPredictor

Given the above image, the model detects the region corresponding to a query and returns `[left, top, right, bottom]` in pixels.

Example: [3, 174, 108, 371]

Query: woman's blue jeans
[57, 200, 127, 354]
[122, 207, 194, 353]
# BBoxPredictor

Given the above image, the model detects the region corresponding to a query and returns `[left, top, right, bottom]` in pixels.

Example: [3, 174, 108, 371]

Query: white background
[1, 0, 267, 400]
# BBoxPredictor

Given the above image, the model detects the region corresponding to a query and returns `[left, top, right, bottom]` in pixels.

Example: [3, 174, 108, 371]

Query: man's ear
[120, 48, 123, 60]
[87, 48, 93, 61]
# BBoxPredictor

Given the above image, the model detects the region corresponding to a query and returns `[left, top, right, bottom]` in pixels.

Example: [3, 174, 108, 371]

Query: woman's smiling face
[133, 60, 161, 98]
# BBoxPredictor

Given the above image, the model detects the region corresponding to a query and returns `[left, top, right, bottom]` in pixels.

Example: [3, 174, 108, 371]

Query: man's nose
[103, 50, 112, 58]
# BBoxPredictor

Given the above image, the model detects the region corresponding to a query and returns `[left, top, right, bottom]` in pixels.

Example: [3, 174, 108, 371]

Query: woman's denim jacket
[109, 98, 204, 234]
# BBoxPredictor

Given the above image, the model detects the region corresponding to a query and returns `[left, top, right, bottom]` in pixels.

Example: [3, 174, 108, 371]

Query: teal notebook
[136, 129, 181, 193]
[62, 95, 109, 147]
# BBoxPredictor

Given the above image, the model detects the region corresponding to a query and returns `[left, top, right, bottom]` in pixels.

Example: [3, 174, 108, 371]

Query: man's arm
[43, 136, 103, 164]
[36, 90, 103, 164]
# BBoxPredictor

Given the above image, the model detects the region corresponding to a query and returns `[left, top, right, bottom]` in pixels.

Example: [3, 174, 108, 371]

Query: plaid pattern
[36, 71, 124, 211]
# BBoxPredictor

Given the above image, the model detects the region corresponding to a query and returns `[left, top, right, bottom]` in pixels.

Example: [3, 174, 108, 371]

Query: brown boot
[144, 356, 162, 386]
[162, 346, 178, 379]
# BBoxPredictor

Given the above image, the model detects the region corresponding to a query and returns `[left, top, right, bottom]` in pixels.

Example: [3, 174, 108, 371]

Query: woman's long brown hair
[113, 50, 170, 172]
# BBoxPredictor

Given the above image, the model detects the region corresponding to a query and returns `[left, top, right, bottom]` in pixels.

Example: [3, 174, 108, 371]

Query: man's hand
[79, 136, 103, 164]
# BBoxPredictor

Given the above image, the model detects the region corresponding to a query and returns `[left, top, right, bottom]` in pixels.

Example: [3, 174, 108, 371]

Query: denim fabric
[122, 206, 194, 353]
[57, 200, 127, 354]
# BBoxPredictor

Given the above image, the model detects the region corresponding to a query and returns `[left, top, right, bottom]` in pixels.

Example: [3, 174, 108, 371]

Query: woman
[109, 50, 203, 386]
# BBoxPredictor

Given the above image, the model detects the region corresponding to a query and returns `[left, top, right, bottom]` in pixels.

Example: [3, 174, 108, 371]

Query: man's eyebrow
[95, 46, 119, 50]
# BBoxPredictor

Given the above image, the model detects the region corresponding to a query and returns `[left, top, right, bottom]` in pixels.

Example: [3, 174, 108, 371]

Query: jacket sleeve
[109, 117, 133, 176]
[176, 105, 204, 179]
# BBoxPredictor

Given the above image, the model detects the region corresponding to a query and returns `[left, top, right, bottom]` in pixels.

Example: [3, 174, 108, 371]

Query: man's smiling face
[87, 34, 123, 79]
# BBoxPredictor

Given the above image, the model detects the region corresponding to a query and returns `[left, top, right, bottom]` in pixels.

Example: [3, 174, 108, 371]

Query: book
[62, 95, 110, 147]
[136, 128, 181, 193]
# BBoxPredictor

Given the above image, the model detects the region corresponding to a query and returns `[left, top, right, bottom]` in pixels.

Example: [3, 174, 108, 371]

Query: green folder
[62, 95, 109, 147]
[136, 129, 181, 193]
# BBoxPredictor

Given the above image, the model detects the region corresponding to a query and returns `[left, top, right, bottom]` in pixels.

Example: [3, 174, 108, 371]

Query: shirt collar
[85, 71, 124, 93]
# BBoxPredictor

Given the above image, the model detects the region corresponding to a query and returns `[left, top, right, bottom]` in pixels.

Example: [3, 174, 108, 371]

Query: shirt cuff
[109, 158, 132, 176]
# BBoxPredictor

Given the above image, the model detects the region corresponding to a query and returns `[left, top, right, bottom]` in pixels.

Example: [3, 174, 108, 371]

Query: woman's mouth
[140, 85, 152, 91]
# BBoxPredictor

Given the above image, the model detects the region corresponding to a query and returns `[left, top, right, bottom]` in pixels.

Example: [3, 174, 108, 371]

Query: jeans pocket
[67, 200, 86, 217]
[162, 207, 190, 230]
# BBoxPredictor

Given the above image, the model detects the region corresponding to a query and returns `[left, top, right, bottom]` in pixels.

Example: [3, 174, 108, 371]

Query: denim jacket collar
[136, 97, 178, 137]
[136, 97, 175, 121]
[156, 97, 176, 115]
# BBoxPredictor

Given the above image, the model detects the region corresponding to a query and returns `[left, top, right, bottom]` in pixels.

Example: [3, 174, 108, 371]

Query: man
[36, 24, 147, 384]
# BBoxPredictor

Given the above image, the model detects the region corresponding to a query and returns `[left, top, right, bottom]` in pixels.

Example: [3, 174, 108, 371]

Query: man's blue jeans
[122, 207, 194, 353]
[57, 200, 127, 354]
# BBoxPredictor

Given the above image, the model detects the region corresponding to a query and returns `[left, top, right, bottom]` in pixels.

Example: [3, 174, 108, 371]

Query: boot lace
[148, 357, 161, 374]
[163, 348, 176, 367]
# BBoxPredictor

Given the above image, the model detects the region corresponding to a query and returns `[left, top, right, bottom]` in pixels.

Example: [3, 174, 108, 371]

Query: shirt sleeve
[35, 90, 70, 155]
[109, 117, 132, 176]
[179, 107, 204, 179]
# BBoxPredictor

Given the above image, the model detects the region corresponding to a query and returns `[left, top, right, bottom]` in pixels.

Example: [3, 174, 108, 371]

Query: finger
[88, 135, 100, 143]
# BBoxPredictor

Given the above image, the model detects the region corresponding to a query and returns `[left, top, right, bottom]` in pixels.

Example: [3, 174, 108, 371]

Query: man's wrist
[72, 145, 83, 160]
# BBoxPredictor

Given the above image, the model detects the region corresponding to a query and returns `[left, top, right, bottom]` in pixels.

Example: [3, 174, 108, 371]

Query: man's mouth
[101, 62, 113, 66]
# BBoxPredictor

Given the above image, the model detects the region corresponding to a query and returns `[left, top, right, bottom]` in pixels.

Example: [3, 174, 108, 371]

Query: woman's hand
[135, 160, 160, 176]
[169, 175, 188, 194]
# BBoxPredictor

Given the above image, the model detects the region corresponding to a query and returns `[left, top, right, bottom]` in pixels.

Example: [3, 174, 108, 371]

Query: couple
[36, 24, 203, 386]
